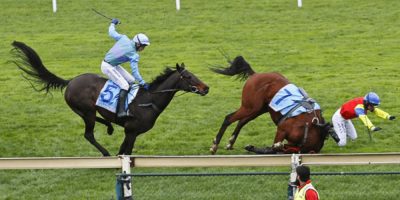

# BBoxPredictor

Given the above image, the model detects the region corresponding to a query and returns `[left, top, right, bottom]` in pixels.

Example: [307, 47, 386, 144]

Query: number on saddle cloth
[95, 80, 139, 113]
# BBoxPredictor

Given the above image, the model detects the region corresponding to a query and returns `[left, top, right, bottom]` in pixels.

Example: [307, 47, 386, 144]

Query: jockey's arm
[355, 104, 375, 130]
[108, 24, 123, 41]
[358, 115, 375, 130]
[373, 108, 391, 119]
[130, 57, 145, 85]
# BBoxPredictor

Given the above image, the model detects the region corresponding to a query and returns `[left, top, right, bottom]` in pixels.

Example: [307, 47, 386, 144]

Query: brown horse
[12, 41, 209, 156]
[209, 56, 335, 154]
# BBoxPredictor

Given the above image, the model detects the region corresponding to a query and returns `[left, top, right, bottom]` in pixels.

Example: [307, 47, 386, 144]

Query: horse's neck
[150, 72, 180, 111]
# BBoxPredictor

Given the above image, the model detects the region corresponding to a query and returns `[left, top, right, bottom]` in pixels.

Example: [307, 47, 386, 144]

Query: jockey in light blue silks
[101, 18, 150, 118]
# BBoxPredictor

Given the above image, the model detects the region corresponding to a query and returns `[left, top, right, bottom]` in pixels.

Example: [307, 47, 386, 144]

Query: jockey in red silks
[100, 18, 150, 118]
[331, 92, 395, 147]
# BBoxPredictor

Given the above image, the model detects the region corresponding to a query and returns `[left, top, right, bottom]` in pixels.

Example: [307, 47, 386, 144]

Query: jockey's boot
[117, 89, 128, 118]
[329, 129, 340, 144]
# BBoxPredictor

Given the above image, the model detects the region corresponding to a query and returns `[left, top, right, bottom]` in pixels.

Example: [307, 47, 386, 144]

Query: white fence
[1, 153, 400, 199]
[1, 153, 400, 169]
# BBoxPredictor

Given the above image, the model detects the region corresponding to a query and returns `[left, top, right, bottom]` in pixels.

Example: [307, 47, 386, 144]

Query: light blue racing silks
[104, 24, 145, 85]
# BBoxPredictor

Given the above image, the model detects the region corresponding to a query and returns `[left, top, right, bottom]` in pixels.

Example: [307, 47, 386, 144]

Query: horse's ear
[176, 63, 181, 71]
[176, 63, 185, 72]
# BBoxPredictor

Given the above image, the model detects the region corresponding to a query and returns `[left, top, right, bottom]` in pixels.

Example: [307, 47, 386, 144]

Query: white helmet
[133, 33, 150, 46]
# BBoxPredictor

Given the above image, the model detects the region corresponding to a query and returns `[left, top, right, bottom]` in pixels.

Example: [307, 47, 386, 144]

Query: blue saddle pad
[95, 80, 140, 113]
[269, 84, 320, 117]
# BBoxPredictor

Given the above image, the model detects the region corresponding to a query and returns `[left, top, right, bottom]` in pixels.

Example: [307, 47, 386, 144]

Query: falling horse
[12, 41, 209, 156]
[210, 56, 336, 154]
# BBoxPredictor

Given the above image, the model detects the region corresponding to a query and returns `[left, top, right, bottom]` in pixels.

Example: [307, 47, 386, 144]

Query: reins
[150, 89, 190, 97]
[138, 71, 193, 111]
[138, 88, 189, 113]
[150, 89, 179, 94]
[148, 69, 197, 97]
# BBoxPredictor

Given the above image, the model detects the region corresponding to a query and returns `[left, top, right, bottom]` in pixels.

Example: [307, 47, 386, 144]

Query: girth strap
[138, 103, 161, 113]
[302, 122, 309, 146]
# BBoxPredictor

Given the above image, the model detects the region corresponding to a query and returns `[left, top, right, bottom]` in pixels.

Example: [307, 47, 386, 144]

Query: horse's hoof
[225, 144, 233, 150]
[209, 147, 216, 155]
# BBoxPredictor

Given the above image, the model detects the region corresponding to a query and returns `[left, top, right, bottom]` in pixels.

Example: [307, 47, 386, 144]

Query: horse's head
[175, 63, 209, 96]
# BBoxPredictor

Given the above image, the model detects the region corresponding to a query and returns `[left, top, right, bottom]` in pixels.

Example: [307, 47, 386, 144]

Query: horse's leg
[226, 118, 252, 150]
[246, 127, 286, 154]
[226, 109, 267, 150]
[118, 130, 137, 155]
[211, 104, 267, 154]
[117, 139, 127, 155]
[95, 116, 114, 135]
[271, 127, 288, 152]
[210, 112, 236, 154]
[83, 115, 111, 156]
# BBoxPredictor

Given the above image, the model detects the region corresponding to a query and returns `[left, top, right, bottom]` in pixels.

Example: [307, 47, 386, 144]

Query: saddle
[95, 80, 140, 113]
[277, 87, 317, 125]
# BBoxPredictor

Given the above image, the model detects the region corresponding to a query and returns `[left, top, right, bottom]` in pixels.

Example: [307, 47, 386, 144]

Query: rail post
[116, 156, 133, 200]
[288, 154, 301, 200]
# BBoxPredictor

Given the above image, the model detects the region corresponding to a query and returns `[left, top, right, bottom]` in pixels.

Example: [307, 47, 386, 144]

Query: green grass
[1, 0, 400, 199]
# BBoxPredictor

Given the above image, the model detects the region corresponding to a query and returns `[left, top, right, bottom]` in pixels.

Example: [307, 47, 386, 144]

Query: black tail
[11, 41, 69, 93]
[210, 56, 255, 81]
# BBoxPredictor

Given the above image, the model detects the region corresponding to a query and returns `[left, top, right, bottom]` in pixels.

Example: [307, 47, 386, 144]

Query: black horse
[12, 41, 209, 156]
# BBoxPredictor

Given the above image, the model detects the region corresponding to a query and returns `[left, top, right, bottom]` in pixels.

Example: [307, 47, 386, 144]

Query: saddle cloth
[95, 80, 139, 113]
[269, 84, 320, 117]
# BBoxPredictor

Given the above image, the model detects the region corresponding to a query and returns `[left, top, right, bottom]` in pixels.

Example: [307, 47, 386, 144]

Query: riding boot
[117, 89, 128, 118]
[329, 129, 340, 144]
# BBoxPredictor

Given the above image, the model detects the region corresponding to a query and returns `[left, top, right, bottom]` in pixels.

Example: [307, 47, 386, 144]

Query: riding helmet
[364, 92, 380, 106]
[133, 33, 150, 46]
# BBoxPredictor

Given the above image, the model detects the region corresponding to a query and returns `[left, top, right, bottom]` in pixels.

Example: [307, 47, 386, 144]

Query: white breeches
[101, 61, 135, 91]
[332, 109, 357, 147]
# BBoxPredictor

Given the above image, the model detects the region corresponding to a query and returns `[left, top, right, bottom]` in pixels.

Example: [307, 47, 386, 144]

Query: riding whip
[367, 127, 373, 142]
[92, 8, 121, 24]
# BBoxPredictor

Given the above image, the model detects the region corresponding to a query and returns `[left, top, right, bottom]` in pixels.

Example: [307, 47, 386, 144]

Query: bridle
[150, 69, 200, 95]
[138, 69, 199, 111]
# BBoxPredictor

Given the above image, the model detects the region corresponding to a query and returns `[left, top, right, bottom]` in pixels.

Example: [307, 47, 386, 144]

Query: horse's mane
[149, 67, 176, 89]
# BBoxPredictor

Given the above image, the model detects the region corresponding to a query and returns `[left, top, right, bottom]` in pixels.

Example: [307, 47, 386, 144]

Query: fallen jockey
[331, 92, 395, 147]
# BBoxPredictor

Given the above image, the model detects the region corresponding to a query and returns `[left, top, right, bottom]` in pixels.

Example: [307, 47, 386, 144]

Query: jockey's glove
[111, 18, 120, 25]
[141, 83, 150, 91]
[371, 126, 382, 132]
[388, 115, 396, 120]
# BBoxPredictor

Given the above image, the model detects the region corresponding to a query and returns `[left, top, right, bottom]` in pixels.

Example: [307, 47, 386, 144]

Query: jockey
[331, 92, 395, 147]
[101, 18, 150, 118]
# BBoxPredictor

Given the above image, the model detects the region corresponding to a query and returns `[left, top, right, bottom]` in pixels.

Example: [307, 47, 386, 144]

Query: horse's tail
[210, 56, 255, 81]
[11, 41, 70, 93]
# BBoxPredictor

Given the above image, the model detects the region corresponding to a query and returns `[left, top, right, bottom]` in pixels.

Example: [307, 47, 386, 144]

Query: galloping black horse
[12, 41, 209, 156]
